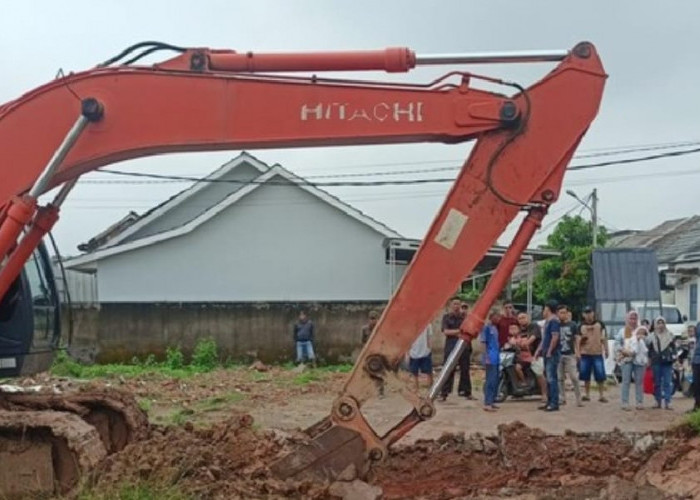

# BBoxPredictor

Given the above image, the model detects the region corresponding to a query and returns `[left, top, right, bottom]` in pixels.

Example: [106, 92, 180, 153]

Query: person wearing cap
[578, 306, 609, 403]
[534, 299, 561, 411]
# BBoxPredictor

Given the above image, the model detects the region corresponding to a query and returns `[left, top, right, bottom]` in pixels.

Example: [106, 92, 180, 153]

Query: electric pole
[591, 188, 598, 247]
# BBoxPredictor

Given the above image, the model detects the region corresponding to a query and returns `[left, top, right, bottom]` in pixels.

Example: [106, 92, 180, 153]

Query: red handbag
[643, 366, 654, 395]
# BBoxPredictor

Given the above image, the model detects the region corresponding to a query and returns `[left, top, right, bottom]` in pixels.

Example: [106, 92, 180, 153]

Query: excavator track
[0, 388, 149, 498]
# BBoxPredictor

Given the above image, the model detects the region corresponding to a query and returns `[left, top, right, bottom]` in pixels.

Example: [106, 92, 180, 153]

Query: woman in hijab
[648, 316, 677, 410]
[615, 310, 639, 410]
[629, 326, 649, 410]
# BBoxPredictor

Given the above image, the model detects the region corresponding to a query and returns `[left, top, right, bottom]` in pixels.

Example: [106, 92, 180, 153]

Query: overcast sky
[2, 0, 699, 255]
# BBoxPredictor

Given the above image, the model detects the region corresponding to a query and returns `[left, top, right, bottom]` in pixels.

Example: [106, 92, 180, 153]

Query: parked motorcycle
[495, 349, 542, 403]
[672, 340, 691, 397]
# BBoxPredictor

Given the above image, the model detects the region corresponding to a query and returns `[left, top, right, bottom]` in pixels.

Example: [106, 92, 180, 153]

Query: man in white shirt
[409, 324, 434, 392]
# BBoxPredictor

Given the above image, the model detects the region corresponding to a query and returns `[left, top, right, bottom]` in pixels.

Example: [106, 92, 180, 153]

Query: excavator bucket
[271, 419, 367, 480]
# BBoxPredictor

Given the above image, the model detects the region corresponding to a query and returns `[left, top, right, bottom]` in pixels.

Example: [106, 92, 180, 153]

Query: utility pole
[566, 188, 599, 247]
[591, 188, 598, 247]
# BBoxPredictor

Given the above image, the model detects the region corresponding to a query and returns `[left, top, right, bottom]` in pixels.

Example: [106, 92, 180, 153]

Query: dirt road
[251, 383, 693, 442]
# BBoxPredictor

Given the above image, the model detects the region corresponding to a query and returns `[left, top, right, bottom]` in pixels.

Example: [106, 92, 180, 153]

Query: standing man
[481, 310, 501, 412]
[293, 310, 316, 366]
[518, 311, 547, 404]
[496, 301, 518, 348]
[578, 305, 609, 403]
[535, 300, 561, 412]
[361, 310, 379, 345]
[557, 305, 582, 407]
[439, 297, 472, 402]
[408, 323, 434, 393]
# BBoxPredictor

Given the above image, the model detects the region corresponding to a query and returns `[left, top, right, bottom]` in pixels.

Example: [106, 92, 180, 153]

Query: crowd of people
[435, 299, 700, 414]
[291, 300, 700, 415]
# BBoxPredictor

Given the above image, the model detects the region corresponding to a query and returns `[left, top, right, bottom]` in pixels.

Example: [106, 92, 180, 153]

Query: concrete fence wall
[64, 302, 457, 365]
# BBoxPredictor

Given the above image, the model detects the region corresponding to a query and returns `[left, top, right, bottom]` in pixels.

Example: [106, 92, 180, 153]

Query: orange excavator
[0, 41, 606, 496]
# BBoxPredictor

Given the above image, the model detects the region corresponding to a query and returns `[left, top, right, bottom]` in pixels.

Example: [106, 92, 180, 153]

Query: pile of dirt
[88, 411, 331, 499]
[86, 417, 700, 499]
[372, 422, 674, 499]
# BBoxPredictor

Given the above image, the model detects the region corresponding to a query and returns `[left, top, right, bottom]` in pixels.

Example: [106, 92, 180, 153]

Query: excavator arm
[0, 41, 606, 481]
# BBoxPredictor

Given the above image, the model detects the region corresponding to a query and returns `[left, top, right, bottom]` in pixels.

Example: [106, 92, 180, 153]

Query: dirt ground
[248, 370, 694, 442]
[9, 365, 700, 499]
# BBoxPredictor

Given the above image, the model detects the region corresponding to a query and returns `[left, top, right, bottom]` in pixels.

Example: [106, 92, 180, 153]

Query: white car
[631, 302, 688, 338]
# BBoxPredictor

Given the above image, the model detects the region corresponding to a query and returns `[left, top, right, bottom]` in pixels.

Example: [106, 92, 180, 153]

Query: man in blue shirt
[481, 310, 501, 412]
[535, 300, 561, 411]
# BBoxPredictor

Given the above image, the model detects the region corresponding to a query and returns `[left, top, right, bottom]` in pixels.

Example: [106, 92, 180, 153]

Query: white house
[66, 152, 404, 303]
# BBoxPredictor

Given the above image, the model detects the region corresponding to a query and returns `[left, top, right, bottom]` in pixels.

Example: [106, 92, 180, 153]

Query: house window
[690, 283, 698, 322]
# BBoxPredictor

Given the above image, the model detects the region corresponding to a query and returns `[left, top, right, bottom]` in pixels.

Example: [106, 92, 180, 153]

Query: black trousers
[441, 337, 472, 397]
[693, 364, 700, 409]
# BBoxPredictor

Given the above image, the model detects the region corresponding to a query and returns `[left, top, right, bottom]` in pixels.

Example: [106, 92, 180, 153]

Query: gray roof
[590, 248, 660, 302]
[608, 215, 700, 265]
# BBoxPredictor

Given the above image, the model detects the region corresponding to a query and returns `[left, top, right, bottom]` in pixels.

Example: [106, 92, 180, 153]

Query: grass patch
[52, 343, 354, 383]
[685, 409, 700, 434]
[191, 338, 218, 372]
[169, 408, 195, 426]
[292, 371, 322, 385]
[196, 392, 246, 412]
[51, 339, 225, 380]
[316, 363, 353, 373]
[51, 351, 194, 380]
[138, 398, 153, 413]
[77, 481, 191, 500]
[249, 370, 273, 382]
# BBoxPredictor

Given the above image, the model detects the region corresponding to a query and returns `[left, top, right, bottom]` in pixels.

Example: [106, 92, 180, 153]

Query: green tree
[531, 215, 608, 312]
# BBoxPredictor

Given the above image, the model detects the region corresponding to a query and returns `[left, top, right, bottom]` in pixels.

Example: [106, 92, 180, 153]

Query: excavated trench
[85, 414, 700, 499]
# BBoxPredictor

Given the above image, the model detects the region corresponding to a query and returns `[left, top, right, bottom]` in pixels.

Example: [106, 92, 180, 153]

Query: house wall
[53, 266, 98, 305]
[96, 177, 403, 302]
[674, 277, 700, 322]
[64, 302, 453, 364]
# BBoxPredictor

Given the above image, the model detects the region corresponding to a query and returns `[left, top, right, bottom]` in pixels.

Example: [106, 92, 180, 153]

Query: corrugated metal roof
[591, 248, 660, 301]
[608, 215, 700, 265]
[652, 216, 700, 262]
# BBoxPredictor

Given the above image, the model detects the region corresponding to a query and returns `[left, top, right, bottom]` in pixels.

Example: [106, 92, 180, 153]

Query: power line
[91, 146, 700, 187]
[568, 166, 700, 186]
[567, 146, 700, 171]
[62, 160, 700, 208]
[80, 139, 700, 183]
[573, 140, 700, 158]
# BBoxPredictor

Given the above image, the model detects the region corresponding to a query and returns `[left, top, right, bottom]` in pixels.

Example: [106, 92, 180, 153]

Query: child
[505, 323, 532, 385]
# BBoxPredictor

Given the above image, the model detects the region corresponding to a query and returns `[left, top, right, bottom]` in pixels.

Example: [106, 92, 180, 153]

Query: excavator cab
[0, 241, 60, 378]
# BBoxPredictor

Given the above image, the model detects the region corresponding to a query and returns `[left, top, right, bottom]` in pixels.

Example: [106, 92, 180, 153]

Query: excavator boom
[0, 41, 606, 492]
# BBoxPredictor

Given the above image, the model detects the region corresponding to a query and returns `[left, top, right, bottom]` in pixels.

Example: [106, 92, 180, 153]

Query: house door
[690, 283, 698, 322]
